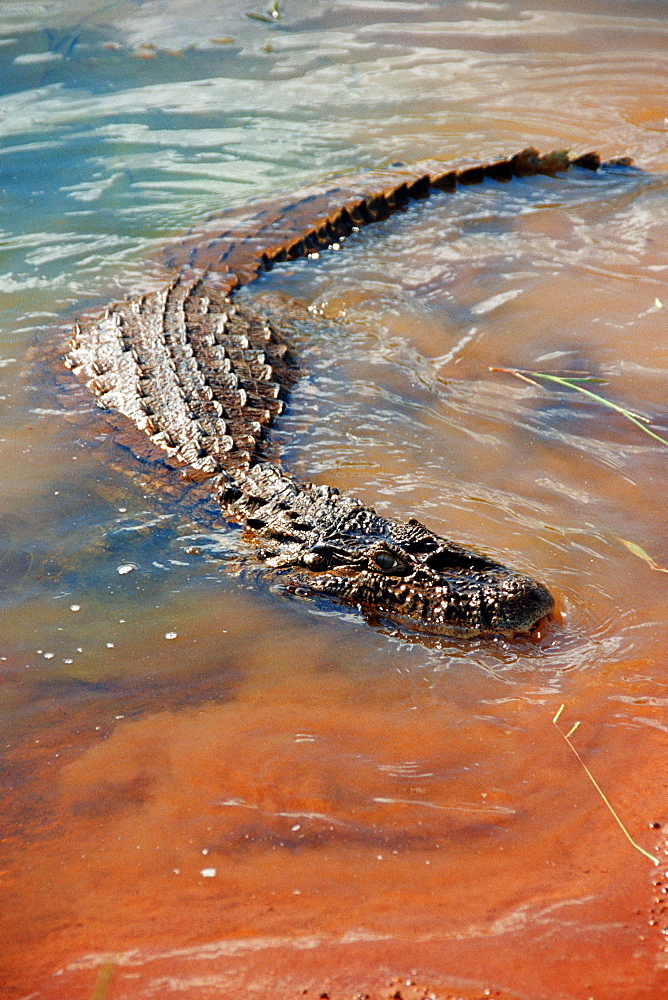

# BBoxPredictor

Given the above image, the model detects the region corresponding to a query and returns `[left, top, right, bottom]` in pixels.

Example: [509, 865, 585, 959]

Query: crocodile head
[289, 512, 554, 637]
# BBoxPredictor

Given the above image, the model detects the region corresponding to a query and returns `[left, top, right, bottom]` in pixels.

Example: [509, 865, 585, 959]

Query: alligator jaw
[289, 566, 555, 638]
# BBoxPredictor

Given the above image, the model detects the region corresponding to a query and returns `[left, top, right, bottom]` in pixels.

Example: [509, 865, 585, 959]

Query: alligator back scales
[66, 148, 628, 636]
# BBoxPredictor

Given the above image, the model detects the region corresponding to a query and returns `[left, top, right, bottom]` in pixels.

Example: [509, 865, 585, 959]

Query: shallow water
[1, 2, 667, 998]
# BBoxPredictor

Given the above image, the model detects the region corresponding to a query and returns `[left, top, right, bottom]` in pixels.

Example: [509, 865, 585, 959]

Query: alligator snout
[478, 572, 555, 636]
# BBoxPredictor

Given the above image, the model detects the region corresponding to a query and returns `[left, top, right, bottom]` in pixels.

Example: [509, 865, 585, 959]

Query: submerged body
[66, 148, 624, 636]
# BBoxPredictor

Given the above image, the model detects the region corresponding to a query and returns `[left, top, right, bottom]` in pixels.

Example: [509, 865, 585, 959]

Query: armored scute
[67, 148, 626, 635]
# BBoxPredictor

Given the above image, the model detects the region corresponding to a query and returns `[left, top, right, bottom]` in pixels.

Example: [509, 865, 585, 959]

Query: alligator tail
[163, 147, 631, 292]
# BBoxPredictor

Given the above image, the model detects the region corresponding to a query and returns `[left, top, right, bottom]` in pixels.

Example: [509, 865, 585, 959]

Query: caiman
[64, 147, 631, 638]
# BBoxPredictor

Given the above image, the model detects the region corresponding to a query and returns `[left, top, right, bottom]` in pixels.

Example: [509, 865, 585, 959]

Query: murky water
[1, 2, 667, 998]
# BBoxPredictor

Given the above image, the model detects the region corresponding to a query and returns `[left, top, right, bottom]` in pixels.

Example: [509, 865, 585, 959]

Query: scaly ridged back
[66, 275, 298, 479]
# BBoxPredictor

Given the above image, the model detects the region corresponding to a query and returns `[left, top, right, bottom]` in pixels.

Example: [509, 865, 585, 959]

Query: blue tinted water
[1, 3, 667, 994]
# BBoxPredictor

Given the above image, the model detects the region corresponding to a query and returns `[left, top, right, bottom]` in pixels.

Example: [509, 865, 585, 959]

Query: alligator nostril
[501, 578, 555, 633]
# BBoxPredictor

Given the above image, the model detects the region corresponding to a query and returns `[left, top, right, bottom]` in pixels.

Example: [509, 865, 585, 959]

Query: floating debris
[615, 536, 668, 574]
[247, 1, 281, 22]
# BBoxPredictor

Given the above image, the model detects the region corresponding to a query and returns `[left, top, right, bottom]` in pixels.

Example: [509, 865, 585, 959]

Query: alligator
[65, 147, 630, 638]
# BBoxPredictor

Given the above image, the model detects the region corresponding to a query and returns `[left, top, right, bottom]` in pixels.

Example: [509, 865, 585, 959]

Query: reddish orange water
[3, 643, 668, 998]
[1, 2, 668, 998]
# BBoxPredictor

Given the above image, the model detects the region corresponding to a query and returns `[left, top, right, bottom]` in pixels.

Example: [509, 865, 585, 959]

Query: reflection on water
[1, 1, 667, 997]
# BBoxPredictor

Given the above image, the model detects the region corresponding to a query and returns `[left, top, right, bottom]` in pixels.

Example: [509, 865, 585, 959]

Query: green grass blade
[553, 705, 659, 866]
[492, 368, 668, 447]
[531, 373, 668, 445]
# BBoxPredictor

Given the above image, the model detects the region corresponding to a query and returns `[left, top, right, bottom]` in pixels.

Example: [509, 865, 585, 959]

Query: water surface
[1, 2, 667, 998]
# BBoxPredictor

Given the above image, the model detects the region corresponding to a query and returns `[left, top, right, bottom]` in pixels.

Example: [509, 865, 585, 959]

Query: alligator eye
[301, 548, 330, 571]
[372, 550, 412, 575]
